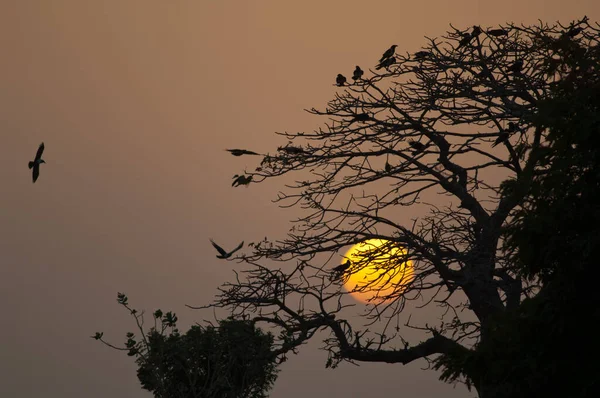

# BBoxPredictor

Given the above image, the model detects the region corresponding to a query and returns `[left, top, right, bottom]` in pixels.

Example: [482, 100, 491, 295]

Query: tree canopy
[93, 293, 279, 398]
[193, 16, 599, 398]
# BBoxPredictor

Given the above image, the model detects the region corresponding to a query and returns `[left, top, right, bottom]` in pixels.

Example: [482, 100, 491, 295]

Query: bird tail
[28, 161, 34, 169]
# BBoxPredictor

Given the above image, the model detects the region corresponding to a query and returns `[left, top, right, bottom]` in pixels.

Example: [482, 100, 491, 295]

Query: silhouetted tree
[194, 16, 597, 398]
[93, 293, 279, 398]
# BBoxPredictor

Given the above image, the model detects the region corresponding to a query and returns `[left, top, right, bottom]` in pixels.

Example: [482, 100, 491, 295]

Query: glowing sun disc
[341, 239, 414, 304]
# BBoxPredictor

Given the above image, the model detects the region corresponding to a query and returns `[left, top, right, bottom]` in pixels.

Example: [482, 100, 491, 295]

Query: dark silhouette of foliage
[191, 16, 598, 398]
[93, 293, 278, 398]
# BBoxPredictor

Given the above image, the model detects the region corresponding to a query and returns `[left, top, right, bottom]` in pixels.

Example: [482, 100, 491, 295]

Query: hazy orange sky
[1, 1, 597, 397]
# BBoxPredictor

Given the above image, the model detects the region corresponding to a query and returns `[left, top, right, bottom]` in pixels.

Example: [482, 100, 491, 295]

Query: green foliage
[94, 293, 279, 398]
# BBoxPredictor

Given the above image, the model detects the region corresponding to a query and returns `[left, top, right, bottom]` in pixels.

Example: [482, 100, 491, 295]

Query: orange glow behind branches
[341, 239, 415, 304]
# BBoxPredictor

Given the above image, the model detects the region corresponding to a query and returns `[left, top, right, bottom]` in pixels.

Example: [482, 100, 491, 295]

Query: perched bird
[567, 27, 583, 38]
[226, 149, 260, 156]
[376, 56, 396, 70]
[210, 239, 244, 259]
[471, 26, 482, 38]
[336, 74, 347, 86]
[385, 162, 392, 173]
[492, 132, 509, 147]
[352, 66, 364, 81]
[332, 260, 352, 274]
[492, 122, 518, 147]
[507, 122, 518, 132]
[414, 51, 430, 60]
[28, 142, 46, 183]
[379, 45, 398, 63]
[408, 140, 427, 155]
[278, 145, 306, 155]
[457, 33, 472, 48]
[232, 174, 253, 187]
[352, 112, 370, 122]
[487, 28, 509, 37]
[507, 60, 524, 74]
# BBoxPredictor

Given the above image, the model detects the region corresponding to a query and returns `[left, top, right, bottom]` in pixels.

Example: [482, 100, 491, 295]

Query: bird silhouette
[379, 45, 398, 63]
[471, 26, 482, 38]
[487, 28, 509, 37]
[226, 149, 260, 156]
[376, 56, 396, 70]
[232, 174, 253, 187]
[332, 260, 352, 274]
[352, 66, 364, 80]
[28, 142, 46, 183]
[408, 140, 427, 155]
[210, 239, 244, 259]
[457, 33, 472, 48]
[508, 60, 524, 74]
[278, 145, 306, 155]
[492, 132, 509, 147]
[385, 162, 392, 173]
[336, 74, 347, 86]
[567, 27, 583, 38]
[413, 51, 430, 60]
[352, 112, 370, 122]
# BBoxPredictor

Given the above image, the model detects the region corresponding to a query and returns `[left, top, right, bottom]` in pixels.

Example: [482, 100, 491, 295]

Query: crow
[210, 239, 244, 259]
[487, 28, 509, 37]
[232, 174, 253, 187]
[352, 112, 370, 122]
[376, 56, 396, 70]
[492, 132, 509, 147]
[336, 74, 347, 86]
[471, 26, 482, 38]
[332, 260, 352, 274]
[457, 33, 472, 48]
[408, 140, 427, 155]
[226, 149, 260, 156]
[379, 45, 398, 63]
[414, 51, 430, 60]
[508, 60, 524, 75]
[567, 27, 583, 38]
[352, 66, 364, 81]
[28, 142, 46, 183]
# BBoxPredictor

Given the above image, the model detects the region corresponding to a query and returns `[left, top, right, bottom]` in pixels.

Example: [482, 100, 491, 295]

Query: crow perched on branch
[352, 66, 364, 81]
[336, 74, 347, 86]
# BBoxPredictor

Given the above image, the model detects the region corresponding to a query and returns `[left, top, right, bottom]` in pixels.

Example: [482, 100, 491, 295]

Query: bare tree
[191, 17, 598, 397]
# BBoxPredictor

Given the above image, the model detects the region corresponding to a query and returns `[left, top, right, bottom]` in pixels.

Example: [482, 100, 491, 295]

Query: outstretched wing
[210, 239, 227, 256]
[32, 165, 40, 183]
[229, 241, 244, 255]
[35, 142, 45, 161]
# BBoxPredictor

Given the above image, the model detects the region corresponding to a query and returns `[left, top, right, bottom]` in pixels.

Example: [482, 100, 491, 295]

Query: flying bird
[226, 149, 260, 156]
[28, 142, 46, 183]
[379, 45, 398, 63]
[336, 74, 347, 86]
[408, 140, 427, 155]
[352, 66, 364, 80]
[487, 28, 509, 37]
[376, 56, 396, 70]
[232, 174, 253, 187]
[210, 239, 244, 259]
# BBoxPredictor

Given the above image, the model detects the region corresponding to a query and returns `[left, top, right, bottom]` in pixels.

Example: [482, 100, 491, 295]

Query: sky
[0, 1, 598, 397]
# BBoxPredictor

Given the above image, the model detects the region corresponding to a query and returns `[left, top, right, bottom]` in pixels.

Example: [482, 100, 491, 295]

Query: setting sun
[341, 239, 415, 304]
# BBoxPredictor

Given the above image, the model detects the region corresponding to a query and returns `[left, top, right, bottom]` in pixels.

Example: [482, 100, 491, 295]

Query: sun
[341, 239, 415, 304]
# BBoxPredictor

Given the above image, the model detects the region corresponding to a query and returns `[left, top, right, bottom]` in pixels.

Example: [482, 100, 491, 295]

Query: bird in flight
[336, 74, 347, 86]
[232, 174, 253, 187]
[210, 239, 244, 259]
[379, 45, 398, 63]
[226, 149, 260, 156]
[352, 66, 364, 81]
[28, 142, 46, 183]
